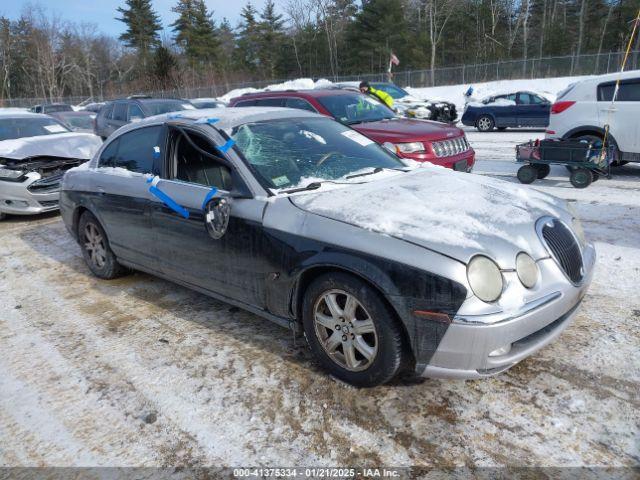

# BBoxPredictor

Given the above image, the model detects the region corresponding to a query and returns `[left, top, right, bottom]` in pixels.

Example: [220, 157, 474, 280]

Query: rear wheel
[476, 115, 495, 132]
[517, 165, 538, 184]
[302, 272, 406, 387]
[78, 211, 127, 279]
[570, 168, 593, 188]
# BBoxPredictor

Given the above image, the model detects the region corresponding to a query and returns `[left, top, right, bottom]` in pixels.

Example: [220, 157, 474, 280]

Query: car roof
[51, 110, 94, 116]
[0, 110, 53, 119]
[116, 106, 321, 135]
[233, 88, 362, 101]
[573, 69, 640, 86]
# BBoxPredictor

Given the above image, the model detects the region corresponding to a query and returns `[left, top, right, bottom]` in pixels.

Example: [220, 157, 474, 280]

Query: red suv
[228, 89, 475, 171]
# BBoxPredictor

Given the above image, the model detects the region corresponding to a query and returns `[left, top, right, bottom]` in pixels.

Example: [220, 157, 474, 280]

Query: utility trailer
[515, 138, 614, 188]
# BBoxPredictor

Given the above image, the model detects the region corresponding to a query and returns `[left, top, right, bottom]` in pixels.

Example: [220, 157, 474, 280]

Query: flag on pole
[390, 52, 400, 66]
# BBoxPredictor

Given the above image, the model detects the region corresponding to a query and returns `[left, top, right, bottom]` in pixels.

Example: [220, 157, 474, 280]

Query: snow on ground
[0, 124, 638, 468]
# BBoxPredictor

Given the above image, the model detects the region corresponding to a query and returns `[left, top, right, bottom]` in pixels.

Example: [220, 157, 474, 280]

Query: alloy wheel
[83, 223, 107, 269]
[478, 117, 493, 131]
[313, 289, 378, 372]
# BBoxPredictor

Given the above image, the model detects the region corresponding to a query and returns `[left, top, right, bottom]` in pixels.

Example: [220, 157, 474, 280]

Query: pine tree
[257, 0, 285, 78]
[171, 0, 219, 65]
[237, 2, 260, 73]
[116, 0, 162, 60]
[152, 44, 178, 88]
[217, 18, 237, 74]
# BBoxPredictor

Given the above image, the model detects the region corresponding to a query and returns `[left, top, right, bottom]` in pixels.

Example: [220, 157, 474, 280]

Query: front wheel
[302, 273, 406, 387]
[517, 165, 537, 184]
[78, 211, 127, 279]
[476, 115, 495, 132]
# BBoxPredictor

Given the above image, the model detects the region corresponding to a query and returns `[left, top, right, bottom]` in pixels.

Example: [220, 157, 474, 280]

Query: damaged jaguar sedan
[0, 112, 103, 219]
[60, 107, 595, 387]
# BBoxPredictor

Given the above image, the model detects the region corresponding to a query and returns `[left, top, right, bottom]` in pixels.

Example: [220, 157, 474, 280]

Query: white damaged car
[0, 111, 102, 220]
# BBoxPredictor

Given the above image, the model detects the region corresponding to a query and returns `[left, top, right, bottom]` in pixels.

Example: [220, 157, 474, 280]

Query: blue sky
[0, 0, 287, 36]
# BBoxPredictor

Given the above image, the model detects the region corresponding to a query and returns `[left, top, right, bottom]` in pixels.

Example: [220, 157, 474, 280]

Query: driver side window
[171, 130, 233, 191]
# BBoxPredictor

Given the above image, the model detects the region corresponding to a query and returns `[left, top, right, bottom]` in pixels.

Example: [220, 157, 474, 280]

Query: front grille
[27, 175, 62, 193]
[538, 217, 584, 284]
[38, 200, 59, 208]
[432, 136, 470, 158]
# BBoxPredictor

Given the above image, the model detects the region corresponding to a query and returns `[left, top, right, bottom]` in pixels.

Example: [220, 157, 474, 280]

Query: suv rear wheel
[302, 272, 406, 387]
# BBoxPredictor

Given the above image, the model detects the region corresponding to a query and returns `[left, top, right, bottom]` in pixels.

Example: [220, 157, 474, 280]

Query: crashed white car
[0, 112, 102, 220]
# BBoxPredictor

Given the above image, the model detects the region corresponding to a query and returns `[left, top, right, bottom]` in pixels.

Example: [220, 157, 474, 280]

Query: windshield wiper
[281, 181, 323, 194]
[345, 167, 407, 179]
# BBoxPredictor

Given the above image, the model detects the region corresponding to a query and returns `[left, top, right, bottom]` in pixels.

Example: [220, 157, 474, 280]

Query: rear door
[109, 102, 128, 135]
[91, 125, 166, 268]
[597, 78, 640, 155]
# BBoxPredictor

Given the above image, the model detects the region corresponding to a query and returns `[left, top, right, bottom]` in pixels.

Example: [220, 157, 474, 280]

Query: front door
[516, 92, 550, 127]
[150, 127, 270, 307]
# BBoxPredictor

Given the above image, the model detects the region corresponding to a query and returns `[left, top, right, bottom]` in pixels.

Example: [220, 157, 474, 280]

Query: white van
[545, 70, 640, 166]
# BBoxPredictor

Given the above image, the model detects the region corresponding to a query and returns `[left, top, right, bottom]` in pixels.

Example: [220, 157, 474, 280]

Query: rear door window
[598, 79, 640, 101]
[234, 100, 256, 107]
[255, 98, 285, 107]
[284, 97, 317, 112]
[98, 126, 163, 174]
[113, 103, 128, 121]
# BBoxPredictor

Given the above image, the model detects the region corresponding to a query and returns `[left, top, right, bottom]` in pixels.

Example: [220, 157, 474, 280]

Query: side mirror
[204, 197, 231, 240]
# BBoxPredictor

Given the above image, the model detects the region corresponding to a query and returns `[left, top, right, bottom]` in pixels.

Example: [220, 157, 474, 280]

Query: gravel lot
[1, 129, 639, 468]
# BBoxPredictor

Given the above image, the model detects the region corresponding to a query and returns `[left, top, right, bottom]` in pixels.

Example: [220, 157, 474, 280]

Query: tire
[78, 211, 127, 279]
[517, 165, 537, 184]
[534, 164, 551, 179]
[592, 172, 600, 182]
[302, 272, 406, 387]
[0, 211, 5, 221]
[570, 168, 593, 188]
[476, 115, 495, 132]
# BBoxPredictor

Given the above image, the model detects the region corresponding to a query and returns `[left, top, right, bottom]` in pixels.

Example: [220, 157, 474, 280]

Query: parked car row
[1, 77, 598, 387]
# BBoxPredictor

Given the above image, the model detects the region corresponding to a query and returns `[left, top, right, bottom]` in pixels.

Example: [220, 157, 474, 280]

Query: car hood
[290, 167, 567, 266]
[395, 95, 454, 107]
[0, 132, 102, 160]
[352, 118, 463, 143]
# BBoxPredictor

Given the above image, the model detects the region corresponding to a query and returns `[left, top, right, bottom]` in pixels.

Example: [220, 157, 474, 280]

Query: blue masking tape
[152, 146, 161, 159]
[149, 185, 190, 219]
[168, 113, 184, 120]
[195, 117, 219, 125]
[217, 139, 235, 154]
[201, 187, 218, 210]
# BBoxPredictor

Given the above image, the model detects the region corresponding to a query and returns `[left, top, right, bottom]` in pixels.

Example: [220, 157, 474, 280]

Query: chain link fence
[3, 50, 638, 108]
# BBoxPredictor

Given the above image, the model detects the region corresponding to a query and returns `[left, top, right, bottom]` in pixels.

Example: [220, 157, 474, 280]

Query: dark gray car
[94, 98, 195, 139]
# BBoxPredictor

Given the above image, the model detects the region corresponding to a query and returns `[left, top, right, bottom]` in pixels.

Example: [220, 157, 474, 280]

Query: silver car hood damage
[290, 167, 568, 267]
[0, 132, 102, 161]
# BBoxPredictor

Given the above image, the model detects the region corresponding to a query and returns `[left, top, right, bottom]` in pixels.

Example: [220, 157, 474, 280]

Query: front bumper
[418, 243, 596, 379]
[402, 149, 475, 172]
[0, 175, 61, 216]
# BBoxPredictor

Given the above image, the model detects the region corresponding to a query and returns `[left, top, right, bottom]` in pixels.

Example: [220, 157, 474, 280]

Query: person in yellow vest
[359, 81, 394, 109]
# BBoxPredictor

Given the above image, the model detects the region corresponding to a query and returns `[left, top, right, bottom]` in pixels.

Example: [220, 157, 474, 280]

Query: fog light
[489, 344, 512, 357]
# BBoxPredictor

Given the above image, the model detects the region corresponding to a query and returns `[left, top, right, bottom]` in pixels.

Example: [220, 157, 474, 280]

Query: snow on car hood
[0, 132, 102, 160]
[290, 166, 566, 265]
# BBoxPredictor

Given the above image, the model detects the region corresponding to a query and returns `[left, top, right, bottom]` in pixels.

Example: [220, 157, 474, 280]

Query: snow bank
[219, 78, 333, 103]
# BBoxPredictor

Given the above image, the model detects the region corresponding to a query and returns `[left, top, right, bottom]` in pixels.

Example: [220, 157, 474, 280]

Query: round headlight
[516, 252, 539, 288]
[467, 255, 503, 303]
